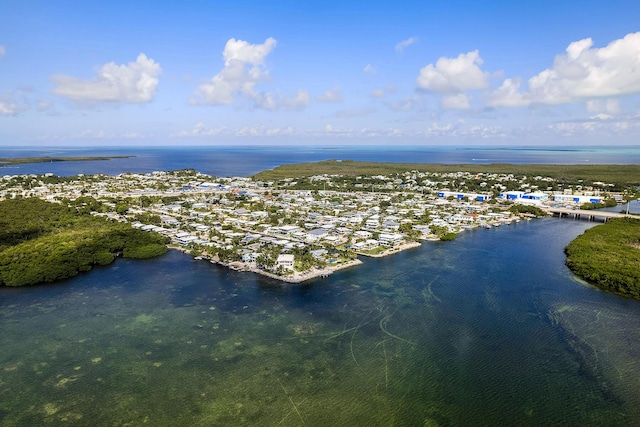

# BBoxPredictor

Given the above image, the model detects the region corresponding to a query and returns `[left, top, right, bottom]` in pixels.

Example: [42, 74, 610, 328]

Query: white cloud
[547, 114, 640, 137]
[52, 53, 161, 104]
[363, 64, 377, 75]
[281, 90, 310, 110]
[0, 45, 5, 59]
[441, 93, 470, 110]
[386, 96, 419, 112]
[192, 37, 277, 109]
[426, 122, 457, 136]
[488, 78, 529, 107]
[490, 32, 640, 107]
[192, 37, 308, 111]
[177, 122, 227, 137]
[265, 126, 295, 136]
[417, 50, 490, 94]
[370, 84, 397, 98]
[586, 99, 620, 115]
[0, 90, 27, 115]
[395, 36, 418, 53]
[316, 87, 342, 102]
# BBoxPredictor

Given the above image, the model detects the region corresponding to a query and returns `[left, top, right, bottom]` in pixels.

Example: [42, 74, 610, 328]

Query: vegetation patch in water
[565, 217, 640, 298]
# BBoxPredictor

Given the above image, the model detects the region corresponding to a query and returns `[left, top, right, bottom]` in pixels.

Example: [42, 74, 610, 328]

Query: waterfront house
[276, 254, 295, 270]
[378, 233, 404, 247]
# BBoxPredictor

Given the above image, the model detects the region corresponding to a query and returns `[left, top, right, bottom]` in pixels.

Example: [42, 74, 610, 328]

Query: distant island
[0, 155, 132, 167]
[0, 160, 638, 293]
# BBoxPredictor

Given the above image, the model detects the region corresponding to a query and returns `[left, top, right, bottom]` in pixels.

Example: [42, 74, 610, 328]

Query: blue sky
[1, 0, 640, 146]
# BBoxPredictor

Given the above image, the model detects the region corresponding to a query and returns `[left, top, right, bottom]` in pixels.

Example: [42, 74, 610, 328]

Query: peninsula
[1, 161, 638, 290]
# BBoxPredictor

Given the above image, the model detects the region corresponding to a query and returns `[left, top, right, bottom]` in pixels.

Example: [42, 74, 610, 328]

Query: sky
[1, 0, 640, 146]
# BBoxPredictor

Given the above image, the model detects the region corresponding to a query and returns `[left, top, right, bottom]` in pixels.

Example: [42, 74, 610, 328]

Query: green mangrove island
[565, 217, 640, 299]
[0, 198, 168, 287]
[0, 155, 132, 167]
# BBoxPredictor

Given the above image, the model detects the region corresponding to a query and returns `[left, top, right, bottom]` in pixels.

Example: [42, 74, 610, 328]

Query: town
[0, 166, 622, 283]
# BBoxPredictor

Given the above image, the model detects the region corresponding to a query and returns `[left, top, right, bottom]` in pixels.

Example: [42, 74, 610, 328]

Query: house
[310, 249, 328, 260]
[353, 230, 372, 239]
[365, 215, 380, 228]
[241, 252, 259, 263]
[378, 233, 404, 247]
[353, 239, 379, 250]
[276, 254, 295, 270]
[306, 228, 329, 242]
[382, 220, 400, 231]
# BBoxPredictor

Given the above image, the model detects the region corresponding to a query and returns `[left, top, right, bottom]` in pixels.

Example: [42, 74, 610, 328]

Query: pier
[544, 207, 633, 222]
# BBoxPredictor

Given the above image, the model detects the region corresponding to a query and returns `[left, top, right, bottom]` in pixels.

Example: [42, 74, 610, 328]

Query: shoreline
[355, 241, 422, 258]
[249, 259, 363, 284]
[170, 241, 425, 284]
[169, 245, 364, 284]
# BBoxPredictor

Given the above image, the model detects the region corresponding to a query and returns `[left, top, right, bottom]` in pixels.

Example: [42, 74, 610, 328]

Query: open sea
[1, 144, 640, 177]
[1, 145, 640, 426]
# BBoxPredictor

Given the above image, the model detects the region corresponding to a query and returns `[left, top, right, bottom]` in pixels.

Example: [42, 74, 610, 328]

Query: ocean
[1, 145, 640, 425]
[2, 144, 640, 177]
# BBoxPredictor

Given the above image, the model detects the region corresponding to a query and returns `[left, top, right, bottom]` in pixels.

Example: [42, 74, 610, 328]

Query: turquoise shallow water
[2, 218, 640, 426]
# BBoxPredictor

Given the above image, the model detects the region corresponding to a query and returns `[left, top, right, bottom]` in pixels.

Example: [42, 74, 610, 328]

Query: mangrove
[565, 217, 640, 299]
[0, 198, 168, 287]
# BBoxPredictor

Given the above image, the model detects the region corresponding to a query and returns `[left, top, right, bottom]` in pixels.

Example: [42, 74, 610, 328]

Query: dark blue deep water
[1, 146, 640, 425]
[2, 144, 640, 177]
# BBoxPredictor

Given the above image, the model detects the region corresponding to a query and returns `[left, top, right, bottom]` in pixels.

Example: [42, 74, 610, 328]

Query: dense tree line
[0, 198, 169, 287]
[580, 199, 618, 210]
[565, 218, 640, 299]
[508, 204, 547, 217]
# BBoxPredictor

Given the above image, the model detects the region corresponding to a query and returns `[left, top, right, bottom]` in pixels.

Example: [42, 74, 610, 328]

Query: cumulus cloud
[0, 90, 27, 115]
[193, 37, 276, 105]
[0, 45, 5, 59]
[417, 50, 490, 94]
[440, 93, 470, 110]
[395, 36, 418, 53]
[586, 99, 620, 115]
[488, 78, 529, 107]
[490, 32, 640, 107]
[281, 90, 310, 110]
[51, 53, 161, 104]
[316, 87, 342, 102]
[192, 37, 307, 111]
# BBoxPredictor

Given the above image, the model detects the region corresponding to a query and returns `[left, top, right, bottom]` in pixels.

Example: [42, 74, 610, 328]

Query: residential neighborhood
[0, 167, 622, 282]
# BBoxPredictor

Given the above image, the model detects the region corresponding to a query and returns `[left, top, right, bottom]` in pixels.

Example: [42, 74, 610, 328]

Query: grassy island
[565, 218, 640, 299]
[0, 198, 168, 287]
[0, 155, 132, 167]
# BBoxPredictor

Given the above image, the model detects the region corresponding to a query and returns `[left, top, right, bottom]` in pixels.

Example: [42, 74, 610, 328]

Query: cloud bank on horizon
[1, 1, 640, 145]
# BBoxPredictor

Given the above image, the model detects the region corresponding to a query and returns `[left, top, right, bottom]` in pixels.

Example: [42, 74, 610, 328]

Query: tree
[115, 202, 129, 215]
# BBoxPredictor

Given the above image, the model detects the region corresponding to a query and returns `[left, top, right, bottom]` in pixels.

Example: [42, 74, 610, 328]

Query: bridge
[543, 207, 633, 222]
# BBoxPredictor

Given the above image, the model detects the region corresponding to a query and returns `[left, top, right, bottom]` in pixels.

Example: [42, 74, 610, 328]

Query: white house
[276, 254, 295, 270]
[378, 233, 404, 247]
